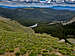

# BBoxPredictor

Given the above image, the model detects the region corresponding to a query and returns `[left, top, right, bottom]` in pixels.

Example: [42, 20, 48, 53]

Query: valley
[0, 8, 75, 56]
[0, 16, 75, 56]
[0, 7, 75, 26]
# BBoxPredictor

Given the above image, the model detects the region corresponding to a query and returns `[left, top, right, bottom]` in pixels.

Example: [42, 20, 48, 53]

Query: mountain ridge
[63, 17, 75, 25]
[0, 8, 75, 26]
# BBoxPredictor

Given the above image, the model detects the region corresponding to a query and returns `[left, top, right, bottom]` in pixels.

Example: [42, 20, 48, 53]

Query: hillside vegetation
[0, 16, 75, 56]
[0, 8, 75, 26]
[0, 16, 34, 33]
[33, 17, 75, 39]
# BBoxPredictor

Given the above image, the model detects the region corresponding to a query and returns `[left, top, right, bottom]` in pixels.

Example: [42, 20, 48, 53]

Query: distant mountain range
[63, 17, 75, 25]
[0, 7, 75, 26]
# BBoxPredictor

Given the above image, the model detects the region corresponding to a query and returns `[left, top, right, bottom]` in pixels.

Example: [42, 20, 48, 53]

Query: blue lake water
[51, 6, 75, 11]
[0, 5, 75, 11]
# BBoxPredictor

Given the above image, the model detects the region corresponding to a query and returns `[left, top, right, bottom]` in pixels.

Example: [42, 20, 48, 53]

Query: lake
[0, 3, 75, 11]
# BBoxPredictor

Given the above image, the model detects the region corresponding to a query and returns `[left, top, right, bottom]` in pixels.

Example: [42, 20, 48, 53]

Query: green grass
[0, 31, 74, 56]
[0, 16, 34, 33]
[0, 17, 75, 56]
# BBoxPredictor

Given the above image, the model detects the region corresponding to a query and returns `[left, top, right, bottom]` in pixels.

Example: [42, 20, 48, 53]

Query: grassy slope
[0, 16, 34, 33]
[0, 17, 75, 56]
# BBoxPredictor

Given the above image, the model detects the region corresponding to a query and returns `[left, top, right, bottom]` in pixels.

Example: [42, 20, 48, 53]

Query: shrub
[50, 53, 58, 56]
[5, 49, 9, 52]
[29, 53, 38, 56]
[46, 48, 53, 52]
[42, 53, 50, 56]
[15, 52, 20, 56]
[20, 48, 27, 55]
[9, 48, 14, 52]
[42, 50, 48, 53]
[37, 49, 41, 54]
[70, 55, 75, 56]
[0, 49, 5, 55]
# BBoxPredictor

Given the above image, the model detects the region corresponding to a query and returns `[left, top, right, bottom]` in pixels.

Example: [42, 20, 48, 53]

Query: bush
[37, 49, 41, 54]
[9, 48, 14, 52]
[5, 49, 9, 52]
[70, 55, 75, 56]
[50, 53, 58, 56]
[29, 53, 38, 56]
[0, 49, 5, 55]
[46, 48, 53, 52]
[42, 50, 48, 53]
[15, 52, 20, 56]
[20, 48, 27, 55]
[42, 53, 50, 56]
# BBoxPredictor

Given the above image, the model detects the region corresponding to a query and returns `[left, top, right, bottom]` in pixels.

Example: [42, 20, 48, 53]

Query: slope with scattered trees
[0, 16, 75, 56]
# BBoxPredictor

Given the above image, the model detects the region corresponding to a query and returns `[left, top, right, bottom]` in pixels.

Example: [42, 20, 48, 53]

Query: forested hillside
[64, 21, 75, 37]
[0, 8, 75, 26]
[0, 16, 75, 56]
[33, 19, 75, 39]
